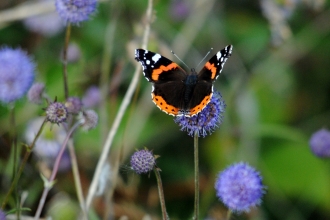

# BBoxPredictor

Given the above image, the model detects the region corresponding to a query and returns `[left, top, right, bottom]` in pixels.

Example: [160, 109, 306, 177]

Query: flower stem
[62, 23, 71, 99]
[193, 130, 199, 220]
[34, 121, 81, 220]
[154, 167, 168, 220]
[1, 117, 47, 210]
[67, 140, 88, 220]
[226, 209, 232, 220]
[85, 0, 153, 210]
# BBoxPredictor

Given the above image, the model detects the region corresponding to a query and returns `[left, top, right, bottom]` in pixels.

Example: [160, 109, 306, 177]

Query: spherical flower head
[25, 117, 71, 172]
[215, 162, 265, 213]
[78, 109, 98, 131]
[24, 11, 64, 37]
[130, 149, 156, 174]
[0, 47, 35, 104]
[82, 86, 101, 108]
[28, 82, 45, 104]
[174, 91, 226, 137]
[46, 101, 68, 124]
[309, 128, 330, 158]
[65, 96, 82, 114]
[55, 0, 98, 25]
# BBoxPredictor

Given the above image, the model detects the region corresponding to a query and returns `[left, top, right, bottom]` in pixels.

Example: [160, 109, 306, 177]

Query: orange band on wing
[152, 93, 180, 116]
[151, 63, 179, 81]
[189, 94, 212, 116]
[204, 62, 217, 79]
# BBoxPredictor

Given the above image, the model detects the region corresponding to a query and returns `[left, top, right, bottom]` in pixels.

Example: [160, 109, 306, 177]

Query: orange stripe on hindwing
[152, 93, 180, 116]
[189, 94, 212, 116]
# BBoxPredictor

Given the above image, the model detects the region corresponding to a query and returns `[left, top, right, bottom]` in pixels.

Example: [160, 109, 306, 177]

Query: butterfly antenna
[171, 50, 190, 69]
[196, 48, 213, 69]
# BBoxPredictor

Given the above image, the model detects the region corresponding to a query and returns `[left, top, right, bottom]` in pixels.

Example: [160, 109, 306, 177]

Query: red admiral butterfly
[135, 45, 233, 117]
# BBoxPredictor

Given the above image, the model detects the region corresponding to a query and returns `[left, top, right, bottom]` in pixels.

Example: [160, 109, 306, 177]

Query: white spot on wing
[146, 60, 150, 65]
[152, 54, 161, 63]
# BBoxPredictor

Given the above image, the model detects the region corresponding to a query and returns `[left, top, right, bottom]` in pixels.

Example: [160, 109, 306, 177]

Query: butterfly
[135, 45, 233, 117]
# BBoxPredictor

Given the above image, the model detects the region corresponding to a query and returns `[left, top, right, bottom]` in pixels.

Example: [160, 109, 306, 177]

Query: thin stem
[1, 118, 47, 210]
[34, 121, 81, 220]
[226, 209, 232, 220]
[193, 131, 199, 220]
[154, 167, 167, 220]
[67, 140, 88, 220]
[62, 23, 71, 99]
[85, 0, 153, 210]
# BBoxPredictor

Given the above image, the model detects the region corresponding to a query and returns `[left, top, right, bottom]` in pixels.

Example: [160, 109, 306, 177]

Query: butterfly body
[135, 45, 233, 117]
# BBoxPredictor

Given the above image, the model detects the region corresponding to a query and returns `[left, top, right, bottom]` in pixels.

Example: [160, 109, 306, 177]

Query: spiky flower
[174, 91, 226, 137]
[309, 128, 330, 158]
[55, 0, 98, 25]
[215, 162, 265, 213]
[130, 149, 156, 174]
[46, 101, 68, 124]
[0, 47, 35, 104]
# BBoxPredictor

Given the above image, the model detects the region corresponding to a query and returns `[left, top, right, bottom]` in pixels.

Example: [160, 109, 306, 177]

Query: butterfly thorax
[183, 72, 198, 107]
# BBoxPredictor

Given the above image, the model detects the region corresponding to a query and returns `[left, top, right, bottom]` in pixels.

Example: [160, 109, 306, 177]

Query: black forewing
[135, 49, 187, 83]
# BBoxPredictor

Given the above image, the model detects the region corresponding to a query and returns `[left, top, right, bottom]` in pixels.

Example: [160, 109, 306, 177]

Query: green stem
[193, 131, 199, 220]
[154, 167, 167, 220]
[226, 209, 232, 220]
[1, 118, 47, 210]
[62, 23, 71, 99]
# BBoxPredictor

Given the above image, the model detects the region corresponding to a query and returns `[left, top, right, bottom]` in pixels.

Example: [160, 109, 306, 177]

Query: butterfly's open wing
[135, 49, 188, 116]
[135, 49, 186, 83]
[186, 45, 233, 116]
[197, 45, 233, 82]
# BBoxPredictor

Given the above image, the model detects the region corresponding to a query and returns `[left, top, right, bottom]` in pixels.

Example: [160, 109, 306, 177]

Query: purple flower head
[65, 96, 82, 114]
[174, 91, 226, 137]
[24, 11, 64, 37]
[0, 47, 35, 104]
[28, 82, 45, 104]
[82, 86, 101, 108]
[309, 128, 330, 158]
[0, 209, 5, 220]
[215, 162, 265, 213]
[46, 101, 68, 124]
[130, 149, 156, 174]
[78, 109, 98, 131]
[55, 0, 98, 25]
[170, 0, 190, 21]
[25, 117, 71, 172]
